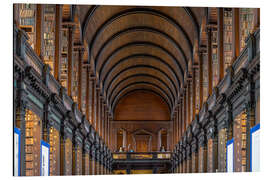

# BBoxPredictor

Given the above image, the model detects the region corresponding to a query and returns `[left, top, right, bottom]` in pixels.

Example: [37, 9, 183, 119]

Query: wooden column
[178, 104, 181, 142]
[207, 27, 213, 96]
[13, 4, 20, 26]
[85, 67, 90, 122]
[99, 97, 103, 138]
[191, 139, 199, 173]
[183, 89, 187, 132]
[104, 108, 107, 145]
[54, 5, 62, 81]
[253, 8, 260, 32]
[192, 68, 196, 120]
[67, 25, 74, 96]
[187, 81, 191, 125]
[232, 8, 240, 62]
[91, 77, 96, 127]
[35, 4, 44, 59]
[198, 130, 207, 173]
[95, 87, 100, 133]
[15, 81, 28, 176]
[77, 48, 84, 110]
[218, 8, 224, 80]
[102, 102, 106, 140]
[103, 105, 107, 141]
[173, 112, 177, 145]
[199, 51, 204, 109]
[109, 114, 111, 147]
[179, 98, 183, 139]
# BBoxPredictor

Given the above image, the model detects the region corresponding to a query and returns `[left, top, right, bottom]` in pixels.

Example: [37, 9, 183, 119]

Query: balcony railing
[112, 152, 171, 160]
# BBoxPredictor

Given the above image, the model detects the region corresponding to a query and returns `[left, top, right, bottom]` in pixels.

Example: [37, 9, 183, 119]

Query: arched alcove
[114, 90, 170, 121]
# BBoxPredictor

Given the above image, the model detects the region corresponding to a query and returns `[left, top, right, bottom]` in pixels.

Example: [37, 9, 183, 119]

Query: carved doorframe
[131, 129, 154, 152]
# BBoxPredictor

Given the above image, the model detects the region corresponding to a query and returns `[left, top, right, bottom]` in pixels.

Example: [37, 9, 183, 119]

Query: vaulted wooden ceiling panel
[108, 75, 175, 107]
[96, 45, 183, 85]
[91, 13, 191, 68]
[101, 57, 180, 94]
[94, 31, 186, 78]
[78, 5, 205, 114]
[112, 84, 172, 112]
[103, 67, 178, 102]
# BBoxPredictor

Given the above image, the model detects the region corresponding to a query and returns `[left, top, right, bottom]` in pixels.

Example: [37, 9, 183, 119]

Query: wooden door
[135, 135, 150, 152]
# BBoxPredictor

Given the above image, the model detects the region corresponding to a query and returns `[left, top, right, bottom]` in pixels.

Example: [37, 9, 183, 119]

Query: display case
[240, 8, 254, 52]
[19, 4, 36, 49]
[223, 8, 233, 72]
[49, 127, 60, 175]
[43, 5, 56, 75]
[25, 110, 41, 176]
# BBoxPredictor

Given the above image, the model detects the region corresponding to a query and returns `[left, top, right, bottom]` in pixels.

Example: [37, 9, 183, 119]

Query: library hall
[13, 4, 260, 175]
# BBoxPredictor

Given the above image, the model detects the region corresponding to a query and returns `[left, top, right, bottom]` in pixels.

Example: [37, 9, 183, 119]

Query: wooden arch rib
[85, 8, 193, 65]
[82, 6, 199, 53]
[111, 83, 172, 112]
[97, 41, 184, 85]
[108, 74, 175, 107]
[103, 65, 178, 103]
[82, 5, 99, 38]
[113, 89, 171, 116]
[94, 26, 187, 75]
[101, 54, 181, 94]
[183, 7, 200, 44]
[111, 81, 173, 110]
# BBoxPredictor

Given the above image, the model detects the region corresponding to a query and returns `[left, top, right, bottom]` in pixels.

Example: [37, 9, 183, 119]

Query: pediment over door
[132, 129, 153, 152]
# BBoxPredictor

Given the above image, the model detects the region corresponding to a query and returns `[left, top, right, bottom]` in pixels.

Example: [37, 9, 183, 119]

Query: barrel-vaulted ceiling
[74, 5, 205, 117]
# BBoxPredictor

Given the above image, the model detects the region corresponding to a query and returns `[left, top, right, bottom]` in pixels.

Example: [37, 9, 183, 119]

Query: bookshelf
[43, 5, 56, 75]
[60, 29, 69, 88]
[49, 127, 60, 175]
[65, 138, 72, 175]
[233, 112, 247, 172]
[212, 30, 219, 88]
[202, 55, 208, 102]
[25, 110, 41, 176]
[72, 53, 79, 103]
[81, 67, 87, 115]
[223, 8, 233, 72]
[19, 4, 36, 49]
[240, 8, 254, 52]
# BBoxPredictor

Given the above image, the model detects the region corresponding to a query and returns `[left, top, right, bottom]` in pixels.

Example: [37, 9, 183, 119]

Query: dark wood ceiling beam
[108, 74, 175, 107]
[93, 26, 187, 77]
[183, 7, 200, 49]
[97, 41, 184, 88]
[82, 5, 99, 39]
[85, 8, 193, 66]
[111, 83, 172, 112]
[111, 82, 173, 110]
[103, 65, 178, 105]
[100, 53, 181, 95]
